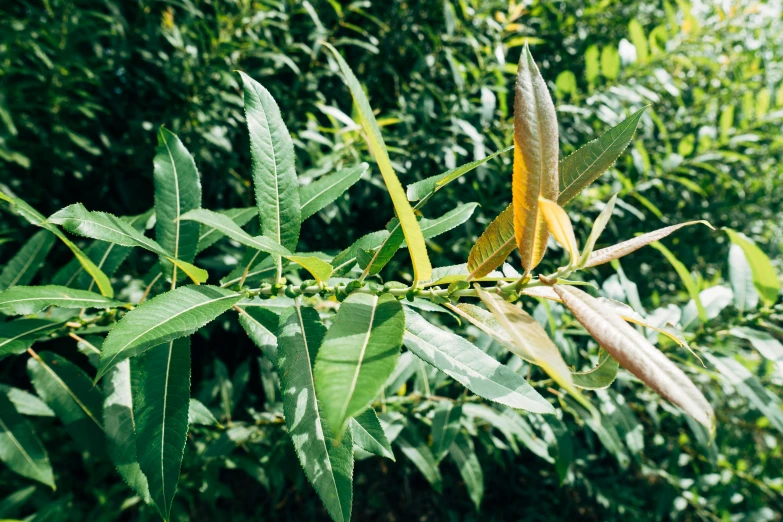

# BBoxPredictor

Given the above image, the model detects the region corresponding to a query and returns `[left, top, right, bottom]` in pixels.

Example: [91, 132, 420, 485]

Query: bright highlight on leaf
[538, 198, 579, 264]
[0, 285, 124, 315]
[725, 229, 779, 306]
[467, 204, 516, 281]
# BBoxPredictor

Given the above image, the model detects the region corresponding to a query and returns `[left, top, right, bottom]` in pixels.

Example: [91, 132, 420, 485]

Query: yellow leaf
[287, 255, 333, 284]
[167, 257, 208, 285]
[538, 198, 578, 264]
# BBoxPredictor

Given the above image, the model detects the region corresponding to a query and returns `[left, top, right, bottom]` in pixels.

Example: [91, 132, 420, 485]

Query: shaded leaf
[0, 393, 54, 487]
[0, 319, 64, 358]
[431, 401, 462, 462]
[0, 386, 53, 417]
[300, 164, 367, 220]
[0, 285, 123, 316]
[396, 422, 442, 492]
[188, 399, 219, 427]
[448, 431, 483, 510]
[650, 241, 706, 322]
[350, 408, 394, 461]
[0, 231, 54, 291]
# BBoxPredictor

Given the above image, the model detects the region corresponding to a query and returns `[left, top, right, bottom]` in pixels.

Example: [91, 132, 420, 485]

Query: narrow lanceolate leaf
[0, 192, 113, 297]
[406, 145, 513, 202]
[332, 231, 390, 276]
[650, 242, 707, 323]
[580, 194, 617, 264]
[403, 308, 553, 414]
[287, 256, 334, 284]
[467, 205, 515, 280]
[350, 408, 394, 461]
[396, 423, 442, 492]
[475, 288, 589, 409]
[0, 385, 54, 417]
[571, 351, 620, 390]
[196, 207, 256, 254]
[0, 393, 54, 487]
[103, 361, 150, 501]
[27, 352, 106, 455]
[300, 164, 367, 220]
[179, 209, 290, 256]
[236, 306, 280, 364]
[728, 244, 759, 313]
[584, 221, 712, 268]
[448, 431, 483, 510]
[277, 304, 353, 522]
[430, 401, 462, 462]
[96, 285, 241, 381]
[132, 339, 190, 520]
[553, 285, 715, 432]
[558, 108, 646, 205]
[0, 285, 123, 316]
[315, 293, 404, 439]
[153, 127, 202, 282]
[324, 43, 431, 282]
[239, 72, 301, 254]
[0, 230, 54, 291]
[512, 45, 559, 273]
[538, 198, 579, 264]
[0, 319, 64, 358]
[188, 399, 219, 427]
[446, 303, 533, 364]
[725, 229, 779, 306]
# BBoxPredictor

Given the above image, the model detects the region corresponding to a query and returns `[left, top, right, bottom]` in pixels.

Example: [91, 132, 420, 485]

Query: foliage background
[1, 0, 782, 520]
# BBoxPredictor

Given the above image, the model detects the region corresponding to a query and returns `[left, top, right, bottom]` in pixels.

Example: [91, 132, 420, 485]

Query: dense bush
[1, 1, 782, 521]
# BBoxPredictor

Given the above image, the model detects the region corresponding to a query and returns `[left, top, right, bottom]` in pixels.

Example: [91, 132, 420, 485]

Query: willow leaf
[584, 221, 711, 268]
[558, 108, 646, 205]
[571, 351, 620, 390]
[132, 339, 190, 520]
[467, 204, 515, 280]
[179, 209, 290, 256]
[300, 164, 367, 220]
[728, 244, 759, 313]
[0, 285, 123, 316]
[324, 43, 431, 282]
[725, 229, 779, 306]
[649, 242, 707, 323]
[239, 71, 301, 285]
[196, 207, 256, 254]
[332, 231, 389, 276]
[554, 284, 714, 432]
[396, 422, 442, 492]
[512, 45, 559, 272]
[0, 393, 54, 487]
[27, 352, 105, 455]
[188, 399, 219, 427]
[287, 256, 334, 284]
[0, 319, 64, 358]
[0, 385, 53, 417]
[96, 285, 241, 381]
[103, 361, 150, 501]
[446, 303, 534, 364]
[580, 194, 617, 264]
[0, 230, 54, 291]
[448, 431, 483, 510]
[277, 303, 353, 522]
[350, 408, 394, 461]
[538, 198, 579, 263]
[236, 305, 279, 364]
[153, 127, 202, 282]
[431, 401, 462, 462]
[403, 308, 553, 413]
[315, 293, 403, 439]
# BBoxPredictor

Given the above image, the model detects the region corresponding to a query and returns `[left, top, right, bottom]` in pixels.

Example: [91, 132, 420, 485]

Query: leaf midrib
[336, 295, 378, 429]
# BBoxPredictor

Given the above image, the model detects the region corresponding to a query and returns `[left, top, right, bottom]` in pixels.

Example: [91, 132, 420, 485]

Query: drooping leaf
[0, 230, 55, 291]
[466, 205, 515, 280]
[430, 401, 462, 462]
[96, 285, 241, 381]
[287, 255, 334, 284]
[512, 44, 559, 273]
[196, 207, 256, 254]
[103, 361, 150, 501]
[132, 339, 190, 520]
[571, 351, 620, 390]
[448, 431, 483, 510]
[239, 71, 301, 284]
[730, 327, 783, 373]
[650, 241, 707, 323]
[153, 127, 202, 283]
[300, 164, 367, 220]
[276, 303, 353, 522]
[728, 244, 759, 313]
[350, 408, 394, 461]
[0, 393, 54, 487]
[580, 194, 617, 264]
[236, 306, 279, 364]
[0, 485, 37, 517]
[27, 352, 106, 455]
[553, 284, 714, 432]
[725, 229, 779, 306]
[0, 285, 123, 316]
[558, 108, 646, 205]
[403, 308, 553, 413]
[0, 319, 64, 358]
[324, 43, 431, 282]
[446, 303, 534, 364]
[314, 293, 404, 439]
[179, 209, 290, 256]
[395, 422, 442, 492]
[538, 198, 579, 264]
[406, 145, 513, 201]
[0, 385, 53, 417]
[188, 399, 220, 427]
[584, 221, 711, 268]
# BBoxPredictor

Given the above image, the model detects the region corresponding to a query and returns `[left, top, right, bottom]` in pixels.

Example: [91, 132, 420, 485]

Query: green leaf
[0, 285, 124, 316]
[315, 293, 403, 439]
[418, 203, 478, 239]
[728, 244, 759, 313]
[96, 285, 241, 381]
[350, 408, 394, 461]
[0, 386, 54, 417]
[730, 327, 783, 373]
[402, 308, 554, 413]
[580, 194, 617, 264]
[300, 164, 367, 220]
[236, 306, 279, 364]
[277, 303, 353, 522]
[554, 285, 714, 432]
[395, 422, 442, 492]
[571, 351, 620, 390]
[512, 44, 559, 273]
[0, 319, 64, 358]
[649, 241, 707, 322]
[448, 431, 483, 510]
[406, 146, 513, 201]
[628, 19, 648, 63]
[27, 352, 105, 455]
[558, 108, 646, 205]
[239, 71, 301, 285]
[0, 393, 54, 487]
[103, 361, 150, 501]
[324, 43, 431, 282]
[153, 127, 202, 282]
[179, 209, 291, 256]
[132, 339, 190, 520]
[447, 303, 533, 364]
[0, 231, 55, 291]
[466, 204, 515, 280]
[188, 399, 220, 427]
[725, 229, 779, 306]
[196, 207, 256, 254]
[332, 231, 390, 276]
[0, 485, 37, 517]
[430, 401, 462, 462]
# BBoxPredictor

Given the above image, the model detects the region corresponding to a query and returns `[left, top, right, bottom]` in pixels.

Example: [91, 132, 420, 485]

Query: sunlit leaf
[571, 351, 620, 390]
[538, 198, 578, 264]
[580, 194, 617, 264]
[467, 205, 515, 280]
[0, 285, 123, 316]
[728, 244, 759, 313]
[725, 229, 779, 306]
[649, 241, 707, 322]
